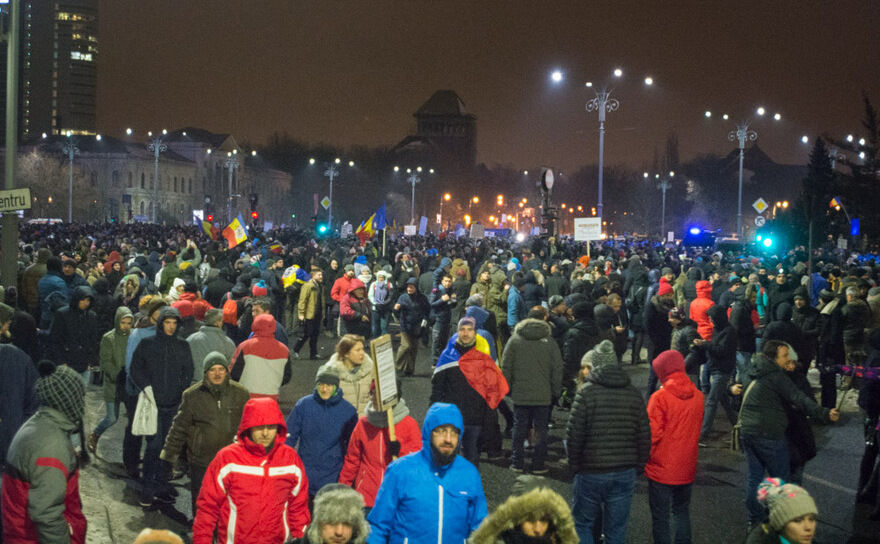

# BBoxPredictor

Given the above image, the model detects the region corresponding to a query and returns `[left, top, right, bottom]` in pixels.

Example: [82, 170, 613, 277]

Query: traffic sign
[320, 196, 331, 210]
[754, 216, 766, 227]
[0, 188, 32, 213]
[752, 198, 768, 214]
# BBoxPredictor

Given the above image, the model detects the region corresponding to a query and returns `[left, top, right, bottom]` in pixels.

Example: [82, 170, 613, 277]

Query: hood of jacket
[696, 280, 712, 299]
[707, 303, 729, 329]
[92, 277, 110, 296]
[155, 306, 181, 339]
[421, 402, 464, 451]
[465, 305, 490, 329]
[470, 486, 578, 544]
[439, 257, 452, 270]
[660, 372, 698, 400]
[365, 398, 410, 427]
[585, 363, 631, 388]
[69, 285, 95, 310]
[686, 267, 704, 282]
[513, 318, 552, 341]
[114, 306, 133, 335]
[251, 313, 277, 337]
[750, 353, 782, 380]
[347, 278, 366, 296]
[236, 397, 288, 445]
[775, 302, 793, 322]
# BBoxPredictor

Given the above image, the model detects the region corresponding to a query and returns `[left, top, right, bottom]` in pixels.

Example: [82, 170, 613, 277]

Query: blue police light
[762, 237, 773, 247]
[688, 227, 701, 235]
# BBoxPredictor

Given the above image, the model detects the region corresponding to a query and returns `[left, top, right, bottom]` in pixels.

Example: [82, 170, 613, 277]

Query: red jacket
[230, 314, 291, 399]
[645, 372, 705, 485]
[338, 408, 421, 506]
[689, 280, 715, 341]
[1, 408, 86, 544]
[330, 274, 353, 303]
[179, 291, 214, 321]
[193, 398, 310, 544]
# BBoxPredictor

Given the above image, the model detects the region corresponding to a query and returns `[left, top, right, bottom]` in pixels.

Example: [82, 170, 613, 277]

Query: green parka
[98, 306, 133, 402]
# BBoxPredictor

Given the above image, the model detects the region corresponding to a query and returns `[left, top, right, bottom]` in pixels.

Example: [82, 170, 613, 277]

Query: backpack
[222, 292, 238, 325]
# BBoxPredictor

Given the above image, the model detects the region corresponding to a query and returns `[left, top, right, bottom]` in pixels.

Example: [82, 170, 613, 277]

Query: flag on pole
[222, 214, 249, 249]
[201, 220, 219, 241]
[829, 196, 841, 208]
[372, 203, 387, 231]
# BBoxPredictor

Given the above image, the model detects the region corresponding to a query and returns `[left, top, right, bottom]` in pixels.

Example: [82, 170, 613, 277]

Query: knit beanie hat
[316, 368, 341, 388]
[585, 340, 617, 368]
[307, 484, 369, 544]
[548, 295, 565, 309]
[571, 301, 593, 321]
[657, 279, 673, 297]
[661, 267, 673, 276]
[203, 351, 230, 372]
[344, 264, 355, 272]
[652, 350, 686, 382]
[204, 308, 223, 326]
[251, 280, 268, 297]
[458, 316, 476, 329]
[35, 361, 85, 425]
[465, 293, 484, 308]
[757, 478, 818, 531]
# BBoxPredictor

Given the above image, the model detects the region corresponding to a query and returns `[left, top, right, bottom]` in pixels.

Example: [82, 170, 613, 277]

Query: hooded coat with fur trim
[193, 398, 311, 544]
[469, 486, 578, 544]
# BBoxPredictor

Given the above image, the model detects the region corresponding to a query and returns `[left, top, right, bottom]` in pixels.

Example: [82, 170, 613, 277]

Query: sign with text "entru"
[0, 188, 32, 213]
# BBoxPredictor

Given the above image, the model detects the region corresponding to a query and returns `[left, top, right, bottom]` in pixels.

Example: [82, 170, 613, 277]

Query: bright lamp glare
[516, 233, 526, 242]
[689, 227, 701, 235]
[859, 138, 866, 146]
[846, 134, 854, 142]
[309, 158, 315, 165]
[125, 128, 132, 135]
[762, 238, 773, 247]
[722, 114, 729, 120]
[551, 70, 563, 83]
[773, 113, 782, 121]
[585, 81, 593, 88]
[756, 107, 766, 116]
[704, 111, 712, 118]
[801, 135, 809, 144]
[613, 68, 623, 77]
[644, 76, 653, 85]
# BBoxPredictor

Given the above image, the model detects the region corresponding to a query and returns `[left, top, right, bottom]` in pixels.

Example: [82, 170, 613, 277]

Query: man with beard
[367, 403, 488, 544]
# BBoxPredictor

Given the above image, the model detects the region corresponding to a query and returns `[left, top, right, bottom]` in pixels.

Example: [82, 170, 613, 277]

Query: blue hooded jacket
[285, 386, 357, 496]
[367, 403, 487, 544]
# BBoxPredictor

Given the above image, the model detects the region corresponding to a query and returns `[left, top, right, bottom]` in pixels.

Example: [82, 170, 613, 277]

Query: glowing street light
[551, 70, 563, 83]
[309, 158, 316, 165]
[613, 68, 623, 77]
[773, 113, 782, 121]
[705, 111, 712, 118]
[125, 128, 132, 135]
[756, 107, 766, 116]
[644, 76, 653, 86]
[801, 135, 809, 144]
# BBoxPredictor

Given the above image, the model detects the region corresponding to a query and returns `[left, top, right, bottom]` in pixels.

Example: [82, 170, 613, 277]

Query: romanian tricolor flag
[829, 197, 842, 209]
[201, 220, 219, 241]
[222, 214, 249, 249]
[268, 243, 283, 254]
[355, 212, 375, 245]
[282, 265, 310, 288]
[433, 333, 508, 409]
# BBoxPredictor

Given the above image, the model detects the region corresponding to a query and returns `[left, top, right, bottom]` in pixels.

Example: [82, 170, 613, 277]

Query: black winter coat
[761, 303, 801, 353]
[791, 304, 820, 364]
[562, 319, 600, 372]
[521, 273, 545, 310]
[48, 285, 100, 372]
[566, 364, 651, 474]
[643, 296, 673, 352]
[129, 307, 195, 409]
[395, 291, 429, 335]
[701, 305, 737, 374]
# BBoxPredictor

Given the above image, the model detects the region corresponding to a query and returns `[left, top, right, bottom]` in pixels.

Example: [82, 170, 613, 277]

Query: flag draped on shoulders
[282, 265, 311, 288]
[434, 334, 509, 409]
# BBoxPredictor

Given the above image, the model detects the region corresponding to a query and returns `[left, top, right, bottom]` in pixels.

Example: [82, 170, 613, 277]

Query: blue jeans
[94, 401, 119, 436]
[572, 469, 636, 544]
[740, 434, 790, 524]
[735, 351, 752, 383]
[511, 405, 550, 471]
[699, 369, 736, 439]
[648, 479, 693, 544]
[141, 406, 178, 500]
[371, 310, 390, 339]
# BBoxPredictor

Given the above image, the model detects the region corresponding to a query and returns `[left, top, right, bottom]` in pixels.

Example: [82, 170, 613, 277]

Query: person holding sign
[338, 383, 421, 509]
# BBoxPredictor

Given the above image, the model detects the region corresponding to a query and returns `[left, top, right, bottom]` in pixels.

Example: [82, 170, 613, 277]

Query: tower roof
[415, 90, 475, 118]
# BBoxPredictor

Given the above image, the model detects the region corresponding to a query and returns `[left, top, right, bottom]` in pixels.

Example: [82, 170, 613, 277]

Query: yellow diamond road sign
[320, 197, 331, 210]
[752, 198, 768, 214]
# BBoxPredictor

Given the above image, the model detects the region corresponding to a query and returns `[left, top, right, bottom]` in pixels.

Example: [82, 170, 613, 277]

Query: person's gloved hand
[389, 440, 401, 457]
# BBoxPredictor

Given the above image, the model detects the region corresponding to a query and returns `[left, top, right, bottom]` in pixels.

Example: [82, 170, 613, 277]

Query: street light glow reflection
[551, 70, 563, 83]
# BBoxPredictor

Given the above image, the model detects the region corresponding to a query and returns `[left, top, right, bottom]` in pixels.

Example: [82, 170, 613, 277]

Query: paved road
[79, 330, 879, 543]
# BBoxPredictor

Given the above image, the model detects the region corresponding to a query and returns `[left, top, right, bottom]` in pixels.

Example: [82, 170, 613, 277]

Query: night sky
[97, 1, 880, 173]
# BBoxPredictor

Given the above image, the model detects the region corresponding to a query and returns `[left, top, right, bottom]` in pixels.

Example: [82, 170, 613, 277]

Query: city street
[79, 329, 878, 543]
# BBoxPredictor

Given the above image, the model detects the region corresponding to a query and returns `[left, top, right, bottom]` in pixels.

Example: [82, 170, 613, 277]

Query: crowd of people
[1, 220, 879, 543]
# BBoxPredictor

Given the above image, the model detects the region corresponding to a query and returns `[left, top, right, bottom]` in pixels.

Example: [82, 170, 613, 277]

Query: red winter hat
[657, 278, 673, 297]
[251, 281, 268, 297]
[652, 350, 685, 383]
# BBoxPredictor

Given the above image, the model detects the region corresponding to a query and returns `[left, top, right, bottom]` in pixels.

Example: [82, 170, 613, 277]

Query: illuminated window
[70, 51, 93, 61]
[56, 12, 71, 21]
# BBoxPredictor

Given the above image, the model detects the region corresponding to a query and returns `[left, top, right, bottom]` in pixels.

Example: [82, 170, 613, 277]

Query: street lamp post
[148, 134, 167, 223]
[645, 171, 674, 238]
[586, 87, 619, 220]
[62, 137, 79, 222]
[323, 159, 342, 229]
[407, 171, 421, 224]
[225, 151, 239, 222]
[440, 192, 451, 227]
[729, 122, 757, 238]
